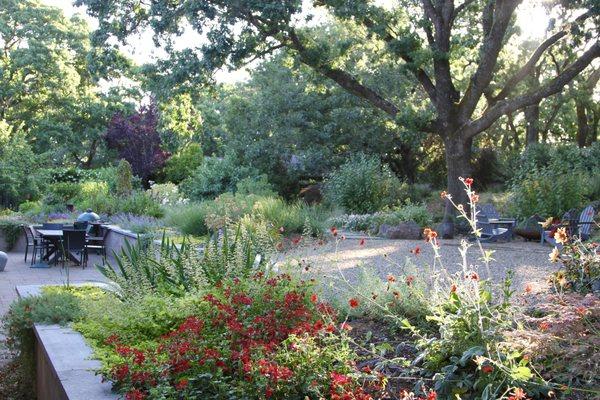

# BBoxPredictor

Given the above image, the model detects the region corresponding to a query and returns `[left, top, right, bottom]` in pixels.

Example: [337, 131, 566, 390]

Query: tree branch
[458, 0, 521, 122]
[462, 41, 600, 139]
[490, 11, 594, 106]
[452, 0, 477, 21]
[362, 17, 437, 103]
[287, 29, 400, 118]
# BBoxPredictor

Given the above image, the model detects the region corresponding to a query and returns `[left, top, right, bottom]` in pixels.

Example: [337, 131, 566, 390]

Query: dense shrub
[253, 197, 327, 237]
[235, 175, 276, 197]
[509, 170, 588, 219]
[181, 154, 260, 201]
[324, 154, 403, 214]
[165, 203, 210, 236]
[147, 182, 187, 206]
[162, 143, 203, 184]
[43, 182, 81, 206]
[0, 216, 25, 250]
[115, 159, 134, 196]
[0, 121, 40, 208]
[119, 191, 164, 218]
[110, 213, 163, 234]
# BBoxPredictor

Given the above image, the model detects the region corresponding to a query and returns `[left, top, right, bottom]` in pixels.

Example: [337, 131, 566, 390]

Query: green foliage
[253, 197, 327, 236]
[414, 274, 548, 398]
[118, 191, 164, 218]
[115, 159, 133, 196]
[99, 225, 272, 299]
[235, 175, 276, 197]
[1, 287, 101, 398]
[0, 121, 40, 208]
[181, 154, 261, 201]
[0, 216, 24, 250]
[550, 239, 600, 294]
[164, 203, 210, 236]
[44, 182, 81, 206]
[324, 154, 403, 214]
[328, 202, 432, 234]
[509, 170, 588, 219]
[162, 143, 203, 184]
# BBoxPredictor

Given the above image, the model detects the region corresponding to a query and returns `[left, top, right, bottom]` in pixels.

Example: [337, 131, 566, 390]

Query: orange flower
[410, 246, 421, 255]
[349, 298, 359, 308]
[450, 284, 457, 293]
[387, 274, 396, 283]
[468, 272, 479, 281]
[310, 293, 318, 304]
[575, 306, 588, 316]
[470, 193, 479, 203]
[405, 275, 415, 286]
[340, 322, 352, 331]
[464, 177, 474, 186]
[539, 321, 551, 331]
[554, 227, 568, 244]
[330, 227, 338, 237]
[509, 388, 527, 400]
[423, 228, 438, 242]
[481, 365, 494, 374]
[440, 191, 448, 199]
[524, 283, 533, 294]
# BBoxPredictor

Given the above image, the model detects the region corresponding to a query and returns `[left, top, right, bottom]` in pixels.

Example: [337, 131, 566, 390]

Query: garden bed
[15, 284, 117, 400]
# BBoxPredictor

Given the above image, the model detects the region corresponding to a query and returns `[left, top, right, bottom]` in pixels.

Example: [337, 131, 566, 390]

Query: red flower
[310, 293, 318, 303]
[359, 238, 365, 246]
[175, 378, 189, 390]
[481, 365, 494, 374]
[464, 177, 473, 186]
[405, 275, 414, 286]
[410, 246, 421, 255]
[539, 321, 551, 331]
[125, 389, 146, 400]
[330, 227, 338, 236]
[427, 391, 437, 400]
[113, 364, 130, 380]
[387, 274, 396, 283]
[349, 298, 359, 308]
[468, 272, 479, 281]
[330, 372, 352, 386]
[423, 228, 438, 242]
[450, 284, 457, 293]
[292, 236, 301, 245]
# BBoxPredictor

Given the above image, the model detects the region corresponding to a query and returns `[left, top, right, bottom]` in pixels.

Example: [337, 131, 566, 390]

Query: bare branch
[458, 0, 521, 122]
[462, 41, 600, 139]
[491, 11, 594, 105]
[287, 30, 400, 118]
[452, 0, 477, 21]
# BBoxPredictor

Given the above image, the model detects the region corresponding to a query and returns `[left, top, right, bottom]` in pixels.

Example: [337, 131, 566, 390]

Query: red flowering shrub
[102, 274, 376, 399]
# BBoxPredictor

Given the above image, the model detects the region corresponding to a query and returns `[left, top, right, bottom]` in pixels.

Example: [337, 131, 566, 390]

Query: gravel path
[283, 233, 559, 293]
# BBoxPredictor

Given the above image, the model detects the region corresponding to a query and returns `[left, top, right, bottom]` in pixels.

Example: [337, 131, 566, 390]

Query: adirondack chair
[542, 206, 596, 245]
[475, 204, 516, 242]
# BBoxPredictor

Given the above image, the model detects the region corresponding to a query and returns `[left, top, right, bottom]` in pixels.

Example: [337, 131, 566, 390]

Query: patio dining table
[32, 229, 82, 268]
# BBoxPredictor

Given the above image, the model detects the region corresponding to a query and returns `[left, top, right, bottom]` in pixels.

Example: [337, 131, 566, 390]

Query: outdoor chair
[85, 227, 109, 265]
[475, 204, 515, 242]
[61, 229, 88, 268]
[541, 206, 596, 245]
[23, 225, 46, 265]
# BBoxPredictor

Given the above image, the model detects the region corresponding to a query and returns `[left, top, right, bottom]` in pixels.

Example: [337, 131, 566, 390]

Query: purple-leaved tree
[105, 103, 169, 184]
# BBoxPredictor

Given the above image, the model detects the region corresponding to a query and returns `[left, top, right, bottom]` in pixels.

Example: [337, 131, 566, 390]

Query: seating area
[23, 222, 108, 269]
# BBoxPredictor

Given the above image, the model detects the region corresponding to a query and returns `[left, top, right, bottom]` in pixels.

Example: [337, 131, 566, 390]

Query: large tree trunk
[524, 103, 540, 145]
[576, 101, 590, 148]
[442, 135, 472, 233]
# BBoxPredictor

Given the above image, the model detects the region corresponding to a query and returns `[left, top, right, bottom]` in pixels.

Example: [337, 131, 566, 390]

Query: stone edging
[16, 284, 118, 400]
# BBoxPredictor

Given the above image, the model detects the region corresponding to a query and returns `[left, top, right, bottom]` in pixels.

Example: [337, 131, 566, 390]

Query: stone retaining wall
[16, 284, 118, 400]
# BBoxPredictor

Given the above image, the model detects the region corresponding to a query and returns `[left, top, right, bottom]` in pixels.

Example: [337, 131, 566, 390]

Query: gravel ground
[282, 233, 559, 294]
